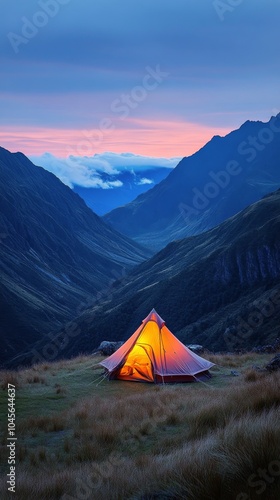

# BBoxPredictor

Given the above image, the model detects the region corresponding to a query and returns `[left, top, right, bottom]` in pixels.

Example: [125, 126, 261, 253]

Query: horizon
[1, 112, 279, 191]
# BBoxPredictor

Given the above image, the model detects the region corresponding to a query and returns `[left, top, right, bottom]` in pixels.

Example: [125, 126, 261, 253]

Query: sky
[0, 0, 280, 186]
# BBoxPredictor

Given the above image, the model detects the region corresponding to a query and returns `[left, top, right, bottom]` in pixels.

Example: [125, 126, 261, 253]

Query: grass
[0, 352, 279, 499]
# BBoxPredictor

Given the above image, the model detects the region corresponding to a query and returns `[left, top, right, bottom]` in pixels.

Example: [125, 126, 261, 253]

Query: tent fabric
[100, 309, 215, 383]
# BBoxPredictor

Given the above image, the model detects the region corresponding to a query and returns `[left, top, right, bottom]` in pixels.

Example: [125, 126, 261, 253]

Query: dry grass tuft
[42, 363, 50, 371]
[243, 368, 267, 382]
[17, 445, 28, 462]
[0, 371, 20, 389]
[206, 352, 266, 368]
[38, 447, 47, 461]
[64, 437, 71, 453]
[18, 413, 66, 433]
[54, 383, 66, 394]
[73, 438, 103, 463]
[26, 374, 46, 384]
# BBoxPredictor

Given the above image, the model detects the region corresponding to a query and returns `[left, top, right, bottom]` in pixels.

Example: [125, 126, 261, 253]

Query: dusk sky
[1, 0, 279, 164]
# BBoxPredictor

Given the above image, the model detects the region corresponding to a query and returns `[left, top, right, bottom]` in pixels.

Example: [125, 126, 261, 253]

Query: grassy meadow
[0, 353, 280, 499]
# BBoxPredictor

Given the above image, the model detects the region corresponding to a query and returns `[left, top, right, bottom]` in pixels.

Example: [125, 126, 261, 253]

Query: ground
[0, 353, 280, 499]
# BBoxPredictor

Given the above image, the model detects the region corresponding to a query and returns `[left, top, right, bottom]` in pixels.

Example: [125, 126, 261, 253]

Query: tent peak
[143, 309, 165, 328]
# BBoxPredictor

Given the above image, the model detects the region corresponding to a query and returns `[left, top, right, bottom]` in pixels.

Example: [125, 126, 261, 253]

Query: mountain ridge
[104, 115, 280, 250]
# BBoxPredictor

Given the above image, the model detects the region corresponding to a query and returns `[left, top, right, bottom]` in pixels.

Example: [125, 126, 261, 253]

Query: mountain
[42, 188, 280, 363]
[0, 147, 150, 367]
[73, 167, 173, 215]
[104, 115, 280, 251]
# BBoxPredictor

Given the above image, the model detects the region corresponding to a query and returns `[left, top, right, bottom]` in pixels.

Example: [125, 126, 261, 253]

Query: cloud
[106, 180, 123, 188]
[136, 178, 154, 186]
[29, 152, 179, 189]
[1, 121, 229, 158]
[90, 152, 180, 171]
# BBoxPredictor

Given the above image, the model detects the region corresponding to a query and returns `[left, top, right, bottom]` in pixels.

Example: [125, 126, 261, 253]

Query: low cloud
[29, 152, 180, 189]
[136, 178, 154, 186]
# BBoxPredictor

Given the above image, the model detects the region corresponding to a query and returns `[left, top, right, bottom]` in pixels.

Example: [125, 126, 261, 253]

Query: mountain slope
[45, 188, 280, 363]
[104, 115, 280, 250]
[0, 147, 150, 366]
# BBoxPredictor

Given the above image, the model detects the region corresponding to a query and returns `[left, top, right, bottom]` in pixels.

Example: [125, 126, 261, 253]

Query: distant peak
[211, 134, 222, 140]
[239, 114, 280, 131]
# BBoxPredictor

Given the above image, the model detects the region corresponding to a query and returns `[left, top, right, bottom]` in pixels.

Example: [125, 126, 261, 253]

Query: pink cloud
[0, 120, 231, 158]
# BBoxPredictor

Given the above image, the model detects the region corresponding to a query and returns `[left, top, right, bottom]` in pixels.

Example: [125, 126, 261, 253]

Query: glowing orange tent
[100, 309, 214, 383]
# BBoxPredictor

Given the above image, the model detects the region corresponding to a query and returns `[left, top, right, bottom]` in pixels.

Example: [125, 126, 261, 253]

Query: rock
[265, 354, 280, 372]
[251, 365, 262, 371]
[94, 340, 124, 356]
[252, 337, 280, 354]
[273, 337, 280, 351]
[187, 344, 204, 354]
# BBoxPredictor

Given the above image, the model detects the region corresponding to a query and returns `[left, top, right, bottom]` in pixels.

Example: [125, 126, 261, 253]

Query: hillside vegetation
[0, 353, 279, 499]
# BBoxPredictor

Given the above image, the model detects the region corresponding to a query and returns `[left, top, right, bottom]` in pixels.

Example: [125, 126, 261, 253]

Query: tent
[100, 309, 215, 383]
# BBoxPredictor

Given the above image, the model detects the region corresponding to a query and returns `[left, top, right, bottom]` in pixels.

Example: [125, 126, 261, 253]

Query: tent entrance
[117, 343, 154, 382]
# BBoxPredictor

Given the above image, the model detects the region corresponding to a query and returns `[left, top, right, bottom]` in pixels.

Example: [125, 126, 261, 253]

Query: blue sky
[0, 0, 279, 166]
